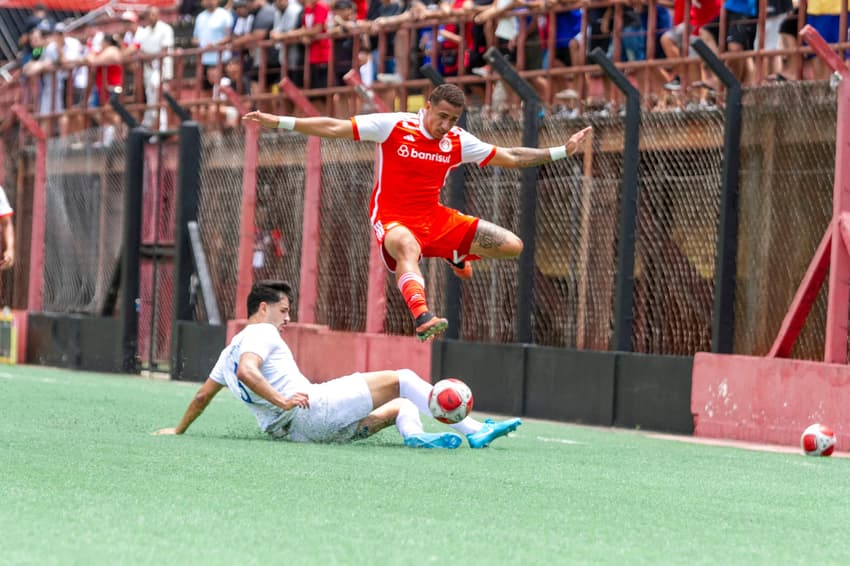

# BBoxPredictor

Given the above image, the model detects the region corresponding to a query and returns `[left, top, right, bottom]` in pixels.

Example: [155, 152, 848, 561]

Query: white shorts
[281, 373, 374, 443]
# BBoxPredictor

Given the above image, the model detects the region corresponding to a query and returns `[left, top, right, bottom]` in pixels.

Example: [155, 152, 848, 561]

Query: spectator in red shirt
[302, 0, 332, 88]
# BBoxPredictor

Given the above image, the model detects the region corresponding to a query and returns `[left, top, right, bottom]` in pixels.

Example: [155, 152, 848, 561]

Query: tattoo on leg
[474, 223, 509, 250]
[353, 426, 370, 440]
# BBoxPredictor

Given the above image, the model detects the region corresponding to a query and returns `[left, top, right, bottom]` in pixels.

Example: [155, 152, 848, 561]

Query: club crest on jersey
[397, 144, 451, 163]
[439, 137, 452, 153]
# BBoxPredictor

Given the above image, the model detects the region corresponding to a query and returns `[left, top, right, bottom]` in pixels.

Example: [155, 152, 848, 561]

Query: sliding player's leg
[353, 398, 462, 448]
[362, 369, 522, 448]
[289, 372, 460, 447]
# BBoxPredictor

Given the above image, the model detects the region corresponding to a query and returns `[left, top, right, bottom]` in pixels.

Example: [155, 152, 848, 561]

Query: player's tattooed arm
[487, 126, 592, 168]
[493, 147, 555, 168]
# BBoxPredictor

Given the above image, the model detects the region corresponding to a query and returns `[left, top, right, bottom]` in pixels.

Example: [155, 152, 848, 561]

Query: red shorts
[372, 206, 480, 272]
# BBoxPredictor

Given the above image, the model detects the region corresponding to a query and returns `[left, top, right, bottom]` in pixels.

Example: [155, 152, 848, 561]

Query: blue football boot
[466, 418, 522, 448]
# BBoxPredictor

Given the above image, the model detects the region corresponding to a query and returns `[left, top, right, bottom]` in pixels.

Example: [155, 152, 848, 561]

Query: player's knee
[385, 229, 421, 261]
[396, 368, 418, 384]
[504, 235, 523, 258]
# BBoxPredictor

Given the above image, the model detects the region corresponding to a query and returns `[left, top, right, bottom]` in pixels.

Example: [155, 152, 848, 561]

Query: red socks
[397, 272, 428, 319]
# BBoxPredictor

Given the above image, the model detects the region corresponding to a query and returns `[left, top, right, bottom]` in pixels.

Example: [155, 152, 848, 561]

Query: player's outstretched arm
[154, 378, 224, 435]
[241, 111, 355, 139]
[487, 126, 592, 168]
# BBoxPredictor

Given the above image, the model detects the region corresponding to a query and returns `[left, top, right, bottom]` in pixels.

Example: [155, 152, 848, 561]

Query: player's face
[424, 100, 463, 138]
[264, 296, 291, 331]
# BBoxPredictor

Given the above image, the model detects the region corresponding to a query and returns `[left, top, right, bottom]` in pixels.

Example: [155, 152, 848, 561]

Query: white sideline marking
[534, 435, 582, 445]
[0, 372, 12, 378]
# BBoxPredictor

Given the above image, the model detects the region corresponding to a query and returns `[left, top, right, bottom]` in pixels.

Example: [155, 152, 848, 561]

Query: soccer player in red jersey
[243, 84, 591, 341]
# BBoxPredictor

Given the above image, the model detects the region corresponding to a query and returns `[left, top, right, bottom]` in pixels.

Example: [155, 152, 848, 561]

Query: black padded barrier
[524, 345, 616, 425]
[435, 339, 696, 433]
[27, 313, 125, 372]
[434, 339, 525, 416]
[27, 313, 80, 368]
[172, 321, 227, 382]
[78, 317, 124, 373]
[614, 352, 695, 434]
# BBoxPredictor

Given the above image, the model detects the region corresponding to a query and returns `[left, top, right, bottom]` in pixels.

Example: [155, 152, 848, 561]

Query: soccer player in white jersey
[156, 280, 521, 448]
[242, 84, 591, 342]
[0, 185, 14, 270]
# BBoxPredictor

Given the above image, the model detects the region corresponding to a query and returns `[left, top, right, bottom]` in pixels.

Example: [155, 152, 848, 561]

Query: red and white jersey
[351, 110, 496, 225]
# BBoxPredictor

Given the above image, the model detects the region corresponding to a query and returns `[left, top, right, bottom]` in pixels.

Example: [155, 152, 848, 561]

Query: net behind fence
[535, 114, 621, 350]
[255, 131, 308, 319]
[456, 110, 524, 343]
[198, 131, 249, 322]
[43, 127, 125, 315]
[632, 109, 724, 355]
[736, 81, 836, 360]
[316, 138, 374, 332]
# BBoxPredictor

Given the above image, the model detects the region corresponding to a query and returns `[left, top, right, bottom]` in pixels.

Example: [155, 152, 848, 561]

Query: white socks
[397, 369, 483, 436]
[395, 399, 424, 438]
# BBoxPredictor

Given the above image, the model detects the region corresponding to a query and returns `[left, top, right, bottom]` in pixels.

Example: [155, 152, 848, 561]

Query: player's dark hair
[429, 84, 465, 108]
[247, 280, 294, 316]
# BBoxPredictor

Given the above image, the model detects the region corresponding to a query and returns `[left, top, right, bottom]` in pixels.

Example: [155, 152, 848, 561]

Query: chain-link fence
[11, 79, 843, 361]
[736, 81, 836, 361]
[43, 127, 125, 315]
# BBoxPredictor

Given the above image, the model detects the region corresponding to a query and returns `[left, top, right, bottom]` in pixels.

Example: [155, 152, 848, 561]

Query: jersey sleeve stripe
[479, 146, 497, 167]
[350, 117, 361, 141]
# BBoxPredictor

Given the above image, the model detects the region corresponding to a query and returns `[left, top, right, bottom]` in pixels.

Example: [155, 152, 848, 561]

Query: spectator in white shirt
[135, 8, 175, 130]
[271, 0, 305, 86]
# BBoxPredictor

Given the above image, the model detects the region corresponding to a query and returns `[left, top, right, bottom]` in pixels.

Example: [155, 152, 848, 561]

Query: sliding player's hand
[153, 428, 179, 435]
[566, 126, 592, 156]
[285, 392, 310, 410]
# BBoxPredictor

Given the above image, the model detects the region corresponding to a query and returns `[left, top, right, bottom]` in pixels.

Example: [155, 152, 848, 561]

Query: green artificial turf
[1, 364, 849, 565]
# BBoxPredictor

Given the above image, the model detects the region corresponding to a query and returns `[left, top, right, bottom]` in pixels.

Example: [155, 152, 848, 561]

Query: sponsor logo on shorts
[397, 144, 451, 163]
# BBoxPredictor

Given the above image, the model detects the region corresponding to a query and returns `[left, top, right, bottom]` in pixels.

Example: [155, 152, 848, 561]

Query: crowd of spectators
[3, 0, 849, 133]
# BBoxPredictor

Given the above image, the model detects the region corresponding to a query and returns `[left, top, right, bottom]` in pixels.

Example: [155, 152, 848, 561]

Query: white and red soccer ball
[429, 378, 474, 424]
[800, 423, 836, 457]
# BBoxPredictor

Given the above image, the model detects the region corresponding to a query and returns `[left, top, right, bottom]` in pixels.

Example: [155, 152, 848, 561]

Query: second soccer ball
[429, 378, 474, 424]
[800, 423, 836, 457]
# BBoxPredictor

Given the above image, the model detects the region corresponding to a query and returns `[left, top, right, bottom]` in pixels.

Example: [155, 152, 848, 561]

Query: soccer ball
[800, 423, 836, 457]
[428, 378, 474, 424]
